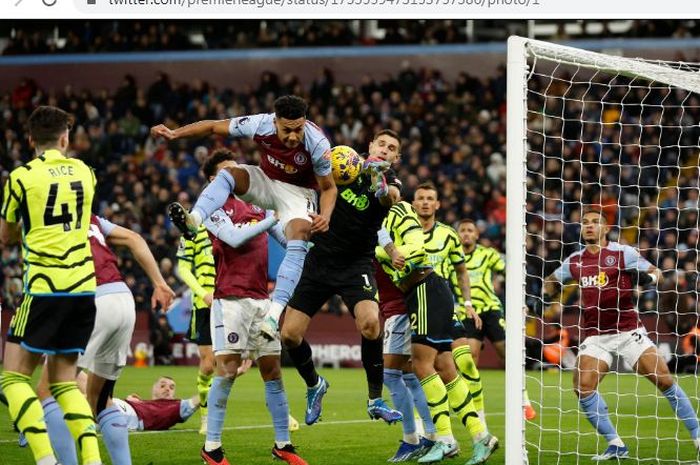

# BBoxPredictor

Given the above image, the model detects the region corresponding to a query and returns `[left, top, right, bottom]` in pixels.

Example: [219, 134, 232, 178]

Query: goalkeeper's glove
[362, 156, 391, 174]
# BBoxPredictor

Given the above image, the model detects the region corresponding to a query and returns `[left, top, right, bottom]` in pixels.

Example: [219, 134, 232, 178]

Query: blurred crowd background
[1, 19, 699, 367]
[2, 20, 699, 55]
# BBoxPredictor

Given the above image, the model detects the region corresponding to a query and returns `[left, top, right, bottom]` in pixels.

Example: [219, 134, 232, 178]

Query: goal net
[506, 37, 700, 465]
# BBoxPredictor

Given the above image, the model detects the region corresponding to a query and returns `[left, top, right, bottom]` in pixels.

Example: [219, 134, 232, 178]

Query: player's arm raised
[106, 224, 176, 310]
[150, 119, 232, 141]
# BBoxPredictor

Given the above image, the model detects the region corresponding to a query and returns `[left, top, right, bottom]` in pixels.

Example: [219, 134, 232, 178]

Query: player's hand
[203, 292, 214, 308]
[309, 212, 330, 234]
[466, 305, 482, 330]
[389, 246, 405, 270]
[150, 124, 177, 141]
[152, 282, 176, 311]
[126, 394, 142, 402]
[236, 359, 253, 376]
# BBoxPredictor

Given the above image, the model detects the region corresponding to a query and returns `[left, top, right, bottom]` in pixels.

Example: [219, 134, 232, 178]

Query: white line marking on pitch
[0, 413, 506, 443]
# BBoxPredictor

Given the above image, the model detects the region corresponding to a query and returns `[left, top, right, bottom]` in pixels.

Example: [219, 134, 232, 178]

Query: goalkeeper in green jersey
[455, 218, 536, 421]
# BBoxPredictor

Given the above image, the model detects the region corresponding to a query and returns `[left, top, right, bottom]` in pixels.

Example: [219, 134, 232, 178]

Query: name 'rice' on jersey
[311, 168, 401, 260]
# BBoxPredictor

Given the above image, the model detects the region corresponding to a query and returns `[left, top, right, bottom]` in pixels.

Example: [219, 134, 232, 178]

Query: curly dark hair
[202, 148, 236, 179]
[273, 95, 308, 120]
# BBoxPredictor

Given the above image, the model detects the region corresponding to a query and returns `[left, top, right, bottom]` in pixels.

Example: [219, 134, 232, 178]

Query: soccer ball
[329, 145, 363, 186]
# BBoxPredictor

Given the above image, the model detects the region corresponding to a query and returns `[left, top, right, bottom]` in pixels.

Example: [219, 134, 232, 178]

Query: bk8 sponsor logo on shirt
[580, 271, 609, 288]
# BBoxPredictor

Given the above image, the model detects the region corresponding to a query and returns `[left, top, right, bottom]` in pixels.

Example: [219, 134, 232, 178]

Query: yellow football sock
[419, 372, 452, 438]
[445, 375, 486, 441]
[50, 381, 101, 465]
[197, 370, 213, 412]
[1, 371, 54, 462]
[453, 345, 485, 413]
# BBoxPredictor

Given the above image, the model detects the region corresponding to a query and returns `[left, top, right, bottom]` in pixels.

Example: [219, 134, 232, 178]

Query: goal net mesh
[523, 41, 700, 464]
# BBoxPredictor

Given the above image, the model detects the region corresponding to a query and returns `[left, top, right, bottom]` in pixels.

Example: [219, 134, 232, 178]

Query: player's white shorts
[78, 291, 135, 380]
[578, 327, 656, 368]
[238, 164, 317, 230]
[211, 297, 281, 359]
[383, 314, 411, 356]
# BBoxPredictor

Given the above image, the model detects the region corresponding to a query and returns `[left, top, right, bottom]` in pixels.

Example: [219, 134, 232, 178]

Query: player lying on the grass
[0, 106, 103, 465]
[544, 206, 700, 461]
[453, 218, 537, 422]
[153, 95, 337, 343]
[175, 203, 216, 435]
[197, 149, 307, 465]
[376, 201, 498, 465]
[280, 130, 402, 427]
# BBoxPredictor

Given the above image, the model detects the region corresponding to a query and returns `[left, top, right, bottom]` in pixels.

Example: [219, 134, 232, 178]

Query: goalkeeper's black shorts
[288, 248, 378, 318]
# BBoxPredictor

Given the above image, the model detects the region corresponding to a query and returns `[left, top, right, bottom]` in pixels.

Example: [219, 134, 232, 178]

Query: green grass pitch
[0, 367, 698, 464]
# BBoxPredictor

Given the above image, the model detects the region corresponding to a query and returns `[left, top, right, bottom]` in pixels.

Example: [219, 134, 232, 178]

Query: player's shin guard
[384, 369, 417, 436]
[1, 372, 55, 463]
[192, 169, 236, 225]
[265, 379, 291, 445]
[579, 391, 620, 443]
[41, 396, 78, 465]
[403, 372, 436, 436]
[419, 373, 452, 439]
[445, 376, 486, 441]
[286, 339, 319, 388]
[663, 383, 700, 439]
[49, 382, 101, 465]
[362, 336, 384, 400]
[97, 405, 132, 465]
[206, 376, 234, 448]
[271, 240, 309, 310]
[452, 345, 485, 416]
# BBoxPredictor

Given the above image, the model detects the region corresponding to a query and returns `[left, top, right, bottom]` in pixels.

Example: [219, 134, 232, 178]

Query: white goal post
[506, 36, 700, 465]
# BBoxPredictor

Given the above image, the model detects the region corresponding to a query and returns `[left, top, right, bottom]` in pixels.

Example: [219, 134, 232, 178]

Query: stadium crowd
[0, 64, 508, 316]
[2, 20, 699, 55]
[1, 52, 699, 365]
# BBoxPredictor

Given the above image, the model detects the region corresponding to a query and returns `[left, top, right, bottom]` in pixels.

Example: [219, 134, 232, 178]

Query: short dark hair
[202, 148, 236, 179]
[582, 205, 607, 223]
[373, 129, 402, 151]
[415, 182, 438, 197]
[457, 218, 477, 229]
[273, 95, 308, 120]
[28, 106, 74, 147]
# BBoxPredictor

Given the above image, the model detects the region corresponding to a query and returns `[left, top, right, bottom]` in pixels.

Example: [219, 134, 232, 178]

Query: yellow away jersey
[459, 244, 505, 314]
[375, 201, 429, 285]
[176, 225, 216, 310]
[1, 149, 96, 295]
[422, 222, 465, 297]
